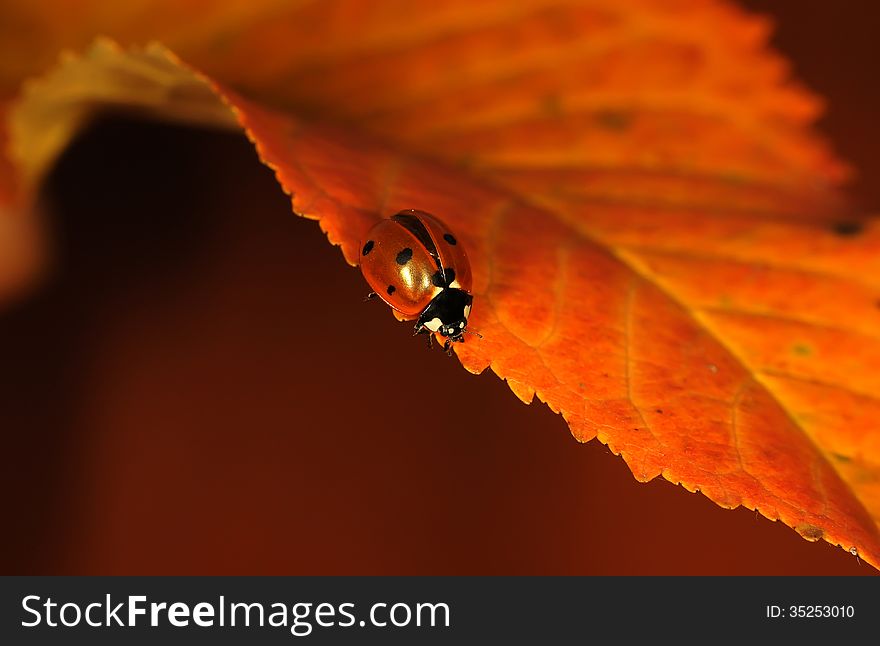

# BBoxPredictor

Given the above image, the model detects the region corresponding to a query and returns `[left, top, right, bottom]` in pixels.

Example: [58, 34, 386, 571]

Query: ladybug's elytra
[359, 209, 479, 353]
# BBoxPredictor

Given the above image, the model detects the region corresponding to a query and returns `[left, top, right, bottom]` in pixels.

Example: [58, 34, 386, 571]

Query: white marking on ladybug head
[424, 317, 443, 332]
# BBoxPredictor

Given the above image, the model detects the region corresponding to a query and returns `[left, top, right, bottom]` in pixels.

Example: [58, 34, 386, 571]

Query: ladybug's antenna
[464, 328, 483, 339]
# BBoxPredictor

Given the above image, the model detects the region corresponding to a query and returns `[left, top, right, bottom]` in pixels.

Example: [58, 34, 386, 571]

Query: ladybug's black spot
[386, 285, 396, 295]
[432, 267, 455, 288]
[831, 220, 864, 237]
[396, 247, 413, 265]
[595, 109, 633, 131]
[362, 240, 375, 255]
[443, 233, 457, 245]
[393, 212, 439, 260]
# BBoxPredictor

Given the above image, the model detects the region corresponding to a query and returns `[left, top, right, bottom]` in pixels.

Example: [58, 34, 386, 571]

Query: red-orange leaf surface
[2, 1, 880, 568]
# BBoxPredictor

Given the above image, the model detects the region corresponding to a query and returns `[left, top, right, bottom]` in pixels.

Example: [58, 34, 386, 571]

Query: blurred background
[1, 1, 878, 574]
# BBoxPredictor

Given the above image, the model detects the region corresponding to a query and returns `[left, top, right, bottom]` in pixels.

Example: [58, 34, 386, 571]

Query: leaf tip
[506, 378, 535, 405]
[795, 523, 825, 542]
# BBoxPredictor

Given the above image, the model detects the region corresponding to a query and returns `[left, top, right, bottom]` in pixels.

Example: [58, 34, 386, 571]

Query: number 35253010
[766, 605, 854, 618]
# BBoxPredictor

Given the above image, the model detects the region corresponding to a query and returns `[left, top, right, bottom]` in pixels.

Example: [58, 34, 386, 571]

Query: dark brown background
[1, 1, 877, 575]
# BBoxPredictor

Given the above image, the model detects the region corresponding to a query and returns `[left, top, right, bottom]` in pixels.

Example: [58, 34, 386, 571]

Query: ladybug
[360, 209, 479, 353]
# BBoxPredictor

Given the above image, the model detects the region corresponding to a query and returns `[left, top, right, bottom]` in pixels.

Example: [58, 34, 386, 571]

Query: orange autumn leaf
[2, 1, 879, 569]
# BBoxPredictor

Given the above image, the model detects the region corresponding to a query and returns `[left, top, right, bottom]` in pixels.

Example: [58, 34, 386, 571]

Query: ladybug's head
[417, 288, 474, 343]
[438, 318, 468, 341]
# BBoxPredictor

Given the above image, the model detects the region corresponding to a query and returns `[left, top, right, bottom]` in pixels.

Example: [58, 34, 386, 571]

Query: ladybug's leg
[443, 339, 453, 356]
[412, 324, 434, 348]
[363, 292, 378, 302]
